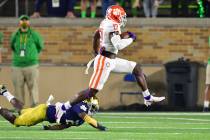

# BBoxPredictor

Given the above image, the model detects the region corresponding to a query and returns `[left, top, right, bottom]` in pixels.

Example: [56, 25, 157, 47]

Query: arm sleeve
[10, 32, 16, 52]
[111, 34, 133, 50]
[34, 0, 45, 12]
[78, 112, 106, 131]
[44, 124, 71, 130]
[93, 29, 100, 55]
[83, 114, 98, 128]
[33, 31, 44, 53]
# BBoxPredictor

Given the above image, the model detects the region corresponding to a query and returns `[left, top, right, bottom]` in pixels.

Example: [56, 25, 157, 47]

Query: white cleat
[144, 95, 165, 107]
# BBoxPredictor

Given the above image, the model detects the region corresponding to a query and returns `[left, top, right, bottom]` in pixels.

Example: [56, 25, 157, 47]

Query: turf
[0, 112, 210, 140]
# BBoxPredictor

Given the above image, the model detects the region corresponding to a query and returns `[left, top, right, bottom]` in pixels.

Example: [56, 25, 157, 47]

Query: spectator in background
[81, 0, 97, 18]
[203, 36, 210, 112]
[31, 0, 76, 18]
[203, 0, 210, 17]
[102, 0, 116, 16]
[118, 0, 141, 17]
[204, 59, 210, 112]
[171, 0, 189, 17]
[143, 0, 163, 18]
[132, 0, 141, 17]
[10, 15, 44, 107]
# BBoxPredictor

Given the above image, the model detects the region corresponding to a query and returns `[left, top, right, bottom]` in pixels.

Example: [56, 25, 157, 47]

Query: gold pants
[14, 104, 47, 126]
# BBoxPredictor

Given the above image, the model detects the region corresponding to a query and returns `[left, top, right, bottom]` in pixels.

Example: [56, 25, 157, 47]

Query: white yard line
[0, 121, 208, 125]
[0, 137, 89, 140]
[0, 125, 209, 130]
[98, 112, 210, 116]
[0, 131, 184, 135]
[97, 116, 210, 122]
[103, 122, 210, 124]
[110, 126, 210, 129]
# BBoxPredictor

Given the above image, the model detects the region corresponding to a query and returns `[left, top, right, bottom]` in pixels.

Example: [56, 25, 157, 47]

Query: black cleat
[0, 85, 7, 95]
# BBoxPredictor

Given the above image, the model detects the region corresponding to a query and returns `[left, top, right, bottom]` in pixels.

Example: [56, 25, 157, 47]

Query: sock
[3, 91, 14, 102]
[63, 101, 71, 110]
[81, 11, 86, 18]
[91, 11, 96, 18]
[142, 89, 151, 100]
[204, 101, 209, 108]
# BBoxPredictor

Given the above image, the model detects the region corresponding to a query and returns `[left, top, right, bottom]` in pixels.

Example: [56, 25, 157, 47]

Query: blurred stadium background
[0, 0, 201, 17]
[0, 0, 209, 111]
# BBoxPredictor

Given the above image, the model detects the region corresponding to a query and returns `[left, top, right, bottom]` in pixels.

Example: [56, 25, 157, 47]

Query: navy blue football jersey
[46, 102, 89, 126]
[63, 102, 89, 126]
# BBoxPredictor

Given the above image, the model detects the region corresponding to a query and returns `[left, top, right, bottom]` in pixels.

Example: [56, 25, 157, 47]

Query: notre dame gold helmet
[84, 96, 99, 115]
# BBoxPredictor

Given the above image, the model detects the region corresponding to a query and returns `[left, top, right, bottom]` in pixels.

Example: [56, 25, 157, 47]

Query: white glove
[144, 95, 165, 107]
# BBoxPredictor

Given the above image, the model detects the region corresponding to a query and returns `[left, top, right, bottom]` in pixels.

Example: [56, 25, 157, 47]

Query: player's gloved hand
[144, 95, 165, 107]
[97, 123, 107, 131]
[127, 31, 136, 41]
[43, 125, 50, 130]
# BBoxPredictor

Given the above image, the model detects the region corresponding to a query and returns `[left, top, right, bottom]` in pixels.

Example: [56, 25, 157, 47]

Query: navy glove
[43, 125, 50, 130]
[97, 123, 107, 131]
[127, 32, 136, 41]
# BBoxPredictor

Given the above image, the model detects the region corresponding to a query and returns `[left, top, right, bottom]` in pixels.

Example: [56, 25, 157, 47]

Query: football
[120, 31, 130, 39]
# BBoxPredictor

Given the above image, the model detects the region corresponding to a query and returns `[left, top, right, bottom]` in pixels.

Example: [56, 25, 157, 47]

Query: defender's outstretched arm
[79, 112, 107, 131]
[43, 124, 71, 130]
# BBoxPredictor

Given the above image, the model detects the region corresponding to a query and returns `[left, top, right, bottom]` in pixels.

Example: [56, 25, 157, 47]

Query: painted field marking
[97, 116, 210, 122]
[98, 112, 210, 116]
[0, 137, 89, 140]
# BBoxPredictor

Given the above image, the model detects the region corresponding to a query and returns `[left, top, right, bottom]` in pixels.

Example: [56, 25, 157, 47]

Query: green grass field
[0, 112, 210, 140]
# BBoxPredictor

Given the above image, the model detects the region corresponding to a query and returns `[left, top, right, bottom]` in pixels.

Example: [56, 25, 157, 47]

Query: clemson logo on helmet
[106, 5, 127, 27]
[112, 9, 121, 16]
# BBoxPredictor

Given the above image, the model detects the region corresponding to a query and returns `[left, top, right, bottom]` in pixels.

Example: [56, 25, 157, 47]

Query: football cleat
[144, 95, 165, 107]
[0, 85, 7, 95]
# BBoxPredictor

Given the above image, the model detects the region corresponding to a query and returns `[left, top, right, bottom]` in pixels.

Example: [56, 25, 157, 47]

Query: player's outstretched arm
[43, 123, 71, 130]
[93, 29, 100, 55]
[79, 112, 107, 131]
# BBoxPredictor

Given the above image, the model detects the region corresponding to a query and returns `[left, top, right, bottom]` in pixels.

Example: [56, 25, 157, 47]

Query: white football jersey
[99, 19, 121, 54]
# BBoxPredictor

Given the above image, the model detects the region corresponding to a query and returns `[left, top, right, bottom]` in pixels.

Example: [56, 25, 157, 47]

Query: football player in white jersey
[67, 5, 165, 109]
